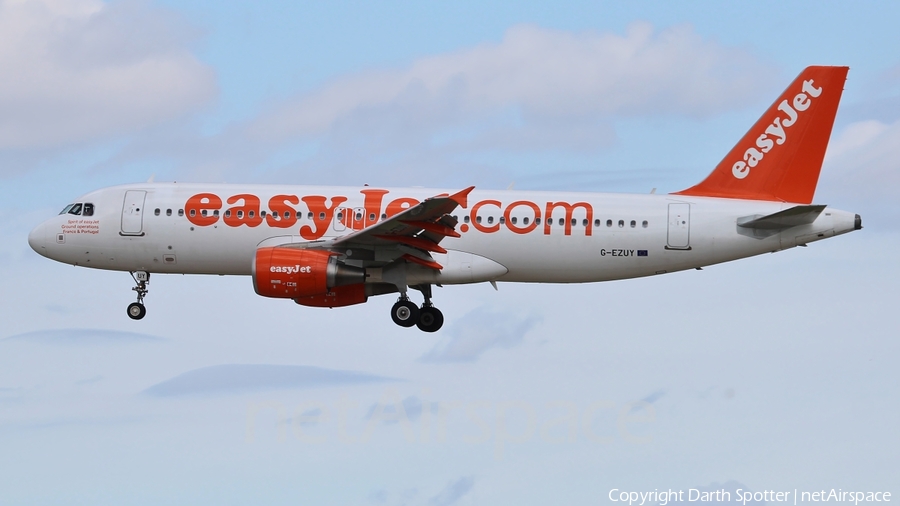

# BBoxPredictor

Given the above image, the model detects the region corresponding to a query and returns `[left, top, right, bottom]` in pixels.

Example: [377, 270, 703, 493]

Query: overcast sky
[1, 1, 898, 504]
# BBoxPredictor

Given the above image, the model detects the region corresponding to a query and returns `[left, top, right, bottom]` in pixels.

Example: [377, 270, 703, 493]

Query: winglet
[449, 186, 475, 208]
[675, 66, 849, 204]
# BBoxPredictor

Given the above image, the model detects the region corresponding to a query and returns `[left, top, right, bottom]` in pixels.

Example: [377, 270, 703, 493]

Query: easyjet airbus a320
[29, 66, 861, 332]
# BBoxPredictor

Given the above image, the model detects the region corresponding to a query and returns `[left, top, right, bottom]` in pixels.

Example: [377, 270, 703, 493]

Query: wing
[328, 186, 474, 270]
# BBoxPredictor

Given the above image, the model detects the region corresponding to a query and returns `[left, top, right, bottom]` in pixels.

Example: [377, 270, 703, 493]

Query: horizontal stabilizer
[737, 205, 826, 230]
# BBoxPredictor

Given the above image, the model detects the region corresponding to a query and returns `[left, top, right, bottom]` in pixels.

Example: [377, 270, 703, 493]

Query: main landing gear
[390, 284, 444, 332]
[127, 271, 149, 320]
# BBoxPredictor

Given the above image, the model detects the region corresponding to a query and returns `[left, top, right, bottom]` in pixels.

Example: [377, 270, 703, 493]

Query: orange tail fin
[674, 66, 848, 204]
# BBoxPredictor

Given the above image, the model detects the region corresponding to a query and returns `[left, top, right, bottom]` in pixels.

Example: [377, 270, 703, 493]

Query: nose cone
[28, 221, 48, 256]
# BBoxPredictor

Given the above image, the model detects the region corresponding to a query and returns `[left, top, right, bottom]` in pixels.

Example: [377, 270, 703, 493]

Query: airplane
[28, 66, 860, 332]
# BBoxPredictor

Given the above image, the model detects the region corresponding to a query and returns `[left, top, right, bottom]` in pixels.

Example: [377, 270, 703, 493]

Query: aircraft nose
[28, 221, 48, 256]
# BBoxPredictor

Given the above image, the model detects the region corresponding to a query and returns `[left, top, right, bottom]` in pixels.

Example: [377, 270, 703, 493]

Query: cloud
[819, 118, 900, 226]
[366, 476, 474, 506]
[87, 22, 776, 187]
[142, 364, 397, 397]
[0, 0, 216, 155]
[420, 308, 540, 362]
[2, 328, 165, 345]
[74, 375, 104, 386]
[3, 415, 148, 431]
[246, 22, 776, 181]
[428, 476, 475, 506]
[642, 389, 666, 403]
[251, 23, 774, 144]
[364, 395, 439, 423]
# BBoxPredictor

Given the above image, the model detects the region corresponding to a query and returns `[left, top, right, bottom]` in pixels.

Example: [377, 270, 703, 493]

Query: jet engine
[253, 247, 365, 299]
[293, 284, 368, 308]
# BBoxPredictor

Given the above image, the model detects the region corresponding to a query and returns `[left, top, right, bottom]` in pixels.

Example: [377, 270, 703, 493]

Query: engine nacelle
[253, 247, 365, 298]
[294, 284, 368, 308]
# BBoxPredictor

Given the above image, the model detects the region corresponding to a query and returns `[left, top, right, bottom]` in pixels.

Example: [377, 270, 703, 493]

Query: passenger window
[582, 219, 588, 226]
[594, 219, 600, 227]
[308, 212, 314, 220]
[535, 218, 541, 225]
[571, 218, 576, 226]
[249, 211, 255, 218]
[559, 218, 564, 226]
[224, 210, 231, 218]
[464, 216, 470, 224]
[476, 216, 482, 224]
[522, 217, 528, 225]
[630, 220, 636, 228]
[487, 216, 494, 224]
[190, 209, 196, 217]
[83, 203, 94, 216]
[166, 209, 172, 216]
[213, 210, 220, 217]
[154, 209, 160, 216]
[369, 213, 376, 221]
[68, 203, 83, 216]
[237, 211, 244, 219]
[318, 212, 325, 220]
[618, 220, 624, 228]
[607, 219, 612, 227]
[337, 212, 343, 220]
[201, 210, 207, 217]
[284, 211, 292, 219]
[178, 209, 184, 217]
[511, 217, 518, 225]
[642, 220, 648, 228]
[356, 212, 362, 220]
[381, 213, 387, 220]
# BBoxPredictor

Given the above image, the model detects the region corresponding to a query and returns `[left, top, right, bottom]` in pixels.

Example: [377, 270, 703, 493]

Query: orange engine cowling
[253, 247, 365, 299]
[294, 284, 368, 308]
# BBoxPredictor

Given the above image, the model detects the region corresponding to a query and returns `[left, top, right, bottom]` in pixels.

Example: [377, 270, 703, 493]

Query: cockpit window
[59, 204, 74, 215]
[68, 204, 83, 216]
[83, 203, 94, 216]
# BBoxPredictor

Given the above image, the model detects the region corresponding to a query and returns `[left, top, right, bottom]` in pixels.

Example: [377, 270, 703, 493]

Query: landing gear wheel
[128, 271, 150, 321]
[416, 306, 444, 333]
[391, 300, 420, 328]
[127, 302, 146, 320]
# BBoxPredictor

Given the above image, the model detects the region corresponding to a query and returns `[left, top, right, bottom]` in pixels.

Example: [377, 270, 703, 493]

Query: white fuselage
[28, 183, 859, 285]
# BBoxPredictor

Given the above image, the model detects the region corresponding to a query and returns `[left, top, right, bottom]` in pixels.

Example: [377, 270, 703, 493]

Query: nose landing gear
[127, 271, 149, 320]
[390, 284, 444, 332]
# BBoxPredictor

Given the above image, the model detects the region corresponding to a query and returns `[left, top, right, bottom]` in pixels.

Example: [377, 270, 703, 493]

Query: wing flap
[327, 186, 473, 267]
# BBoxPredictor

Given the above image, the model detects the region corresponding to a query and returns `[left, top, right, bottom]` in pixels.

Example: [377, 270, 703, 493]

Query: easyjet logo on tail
[732, 79, 822, 180]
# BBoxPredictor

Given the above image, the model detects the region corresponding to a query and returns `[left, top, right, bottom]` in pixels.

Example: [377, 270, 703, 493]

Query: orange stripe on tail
[674, 66, 848, 204]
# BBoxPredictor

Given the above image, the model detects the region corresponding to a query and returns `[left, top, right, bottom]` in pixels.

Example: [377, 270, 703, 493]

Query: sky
[1, 1, 898, 504]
